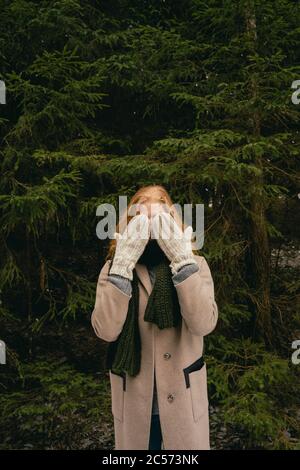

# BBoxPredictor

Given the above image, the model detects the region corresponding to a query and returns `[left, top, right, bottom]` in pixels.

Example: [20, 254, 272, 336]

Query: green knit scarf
[105, 254, 182, 377]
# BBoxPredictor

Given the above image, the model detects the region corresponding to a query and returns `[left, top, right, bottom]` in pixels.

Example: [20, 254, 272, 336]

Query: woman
[91, 185, 218, 450]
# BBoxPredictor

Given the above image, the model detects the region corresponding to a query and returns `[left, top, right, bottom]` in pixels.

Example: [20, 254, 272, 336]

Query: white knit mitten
[109, 214, 150, 280]
[151, 211, 197, 275]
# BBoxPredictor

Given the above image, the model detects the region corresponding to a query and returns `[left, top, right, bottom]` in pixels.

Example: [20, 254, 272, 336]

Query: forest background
[0, 0, 300, 450]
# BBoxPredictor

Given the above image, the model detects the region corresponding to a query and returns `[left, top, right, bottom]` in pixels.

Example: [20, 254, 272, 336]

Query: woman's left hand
[150, 211, 197, 275]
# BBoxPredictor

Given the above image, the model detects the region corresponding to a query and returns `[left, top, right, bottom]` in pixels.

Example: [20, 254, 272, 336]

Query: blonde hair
[105, 184, 199, 261]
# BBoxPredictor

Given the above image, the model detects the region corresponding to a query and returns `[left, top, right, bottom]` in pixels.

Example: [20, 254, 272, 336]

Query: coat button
[167, 393, 175, 402]
[163, 352, 171, 359]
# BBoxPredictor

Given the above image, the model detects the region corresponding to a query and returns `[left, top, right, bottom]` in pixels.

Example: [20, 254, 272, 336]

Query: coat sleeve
[91, 260, 132, 342]
[174, 255, 218, 337]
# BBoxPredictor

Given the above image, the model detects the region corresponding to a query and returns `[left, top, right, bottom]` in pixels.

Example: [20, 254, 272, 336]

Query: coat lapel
[135, 263, 152, 297]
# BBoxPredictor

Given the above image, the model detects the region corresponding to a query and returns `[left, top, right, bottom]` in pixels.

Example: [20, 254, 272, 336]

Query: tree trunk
[244, 0, 272, 345]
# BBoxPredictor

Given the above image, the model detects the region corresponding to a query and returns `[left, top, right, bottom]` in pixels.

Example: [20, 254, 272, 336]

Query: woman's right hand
[109, 214, 150, 280]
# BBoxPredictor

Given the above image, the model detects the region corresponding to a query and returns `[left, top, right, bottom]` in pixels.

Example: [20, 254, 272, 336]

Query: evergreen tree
[0, 0, 299, 449]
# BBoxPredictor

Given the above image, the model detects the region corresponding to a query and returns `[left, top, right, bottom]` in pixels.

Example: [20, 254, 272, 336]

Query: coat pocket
[189, 364, 209, 422]
[109, 370, 126, 422]
[183, 356, 209, 422]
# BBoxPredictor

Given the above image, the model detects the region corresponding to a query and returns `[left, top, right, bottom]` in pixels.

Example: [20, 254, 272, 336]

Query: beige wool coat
[91, 254, 218, 450]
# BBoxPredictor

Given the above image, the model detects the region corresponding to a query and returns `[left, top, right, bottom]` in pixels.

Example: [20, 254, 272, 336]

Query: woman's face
[136, 190, 170, 219]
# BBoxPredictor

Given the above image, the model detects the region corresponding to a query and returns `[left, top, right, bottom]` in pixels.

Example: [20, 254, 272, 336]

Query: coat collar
[135, 263, 152, 296]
